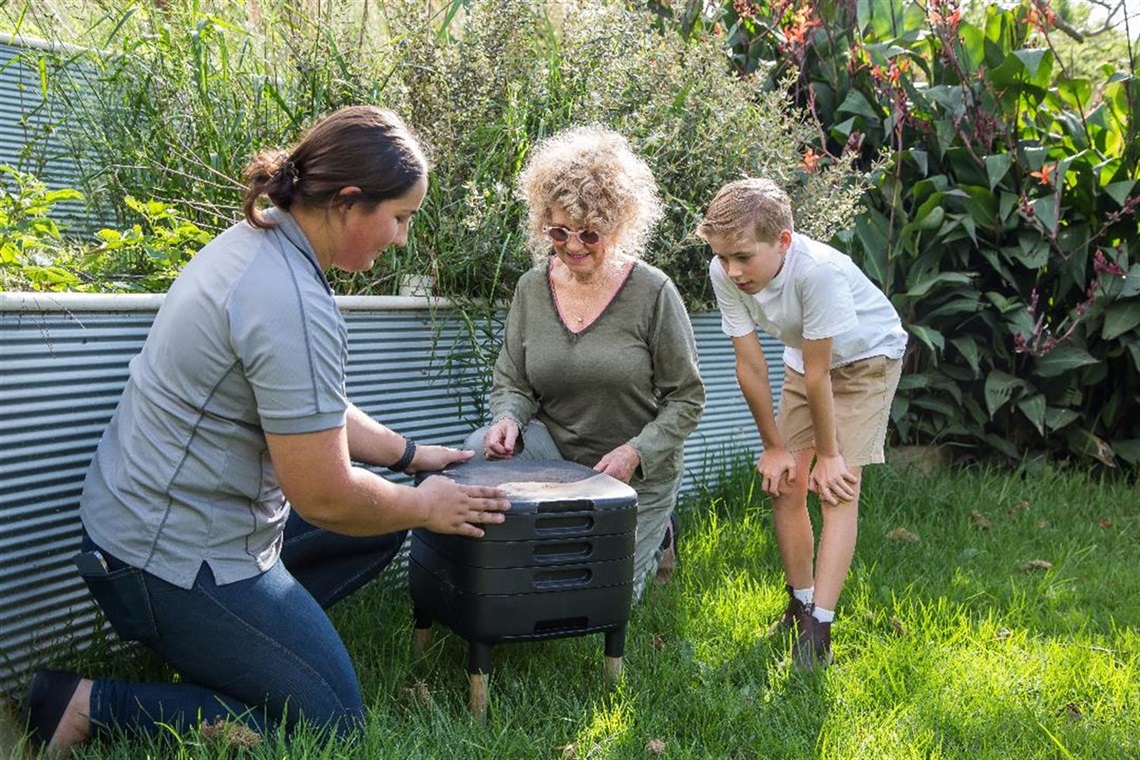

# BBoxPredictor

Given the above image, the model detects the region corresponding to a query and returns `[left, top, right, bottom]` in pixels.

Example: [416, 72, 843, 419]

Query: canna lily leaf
[984, 371, 1025, 417]
[908, 324, 945, 354]
[1102, 181, 1135, 206]
[984, 154, 1013, 190]
[1044, 407, 1080, 432]
[1018, 394, 1046, 435]
[1034, 345, 1098, 377]
[1102, 302, 1140, 341]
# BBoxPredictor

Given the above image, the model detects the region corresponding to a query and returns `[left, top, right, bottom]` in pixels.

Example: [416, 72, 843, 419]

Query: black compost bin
[410, 458, 638, 716]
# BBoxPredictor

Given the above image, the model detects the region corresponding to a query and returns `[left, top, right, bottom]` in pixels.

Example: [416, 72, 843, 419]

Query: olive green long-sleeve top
[490, 260, 705, 486]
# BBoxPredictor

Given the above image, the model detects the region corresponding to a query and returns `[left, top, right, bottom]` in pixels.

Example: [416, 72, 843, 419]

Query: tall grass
[6, 461, 1136, 758]
[5, 0, 865, 307]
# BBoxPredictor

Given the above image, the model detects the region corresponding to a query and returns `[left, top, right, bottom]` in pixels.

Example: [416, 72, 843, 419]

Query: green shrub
[659, 0, 1139, 468]
[0, 166, 84, 290]
[0, 166, 210, 292]
[10, 0, 864, 308]
[376, 0, 865, 307]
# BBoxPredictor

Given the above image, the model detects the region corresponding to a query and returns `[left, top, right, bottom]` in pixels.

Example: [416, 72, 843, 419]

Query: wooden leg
[413, 626, 433, 656]
[604, 625, 626, 686]
[467, 641, 492, 723]
[412, 603, 432, 656]
[604, 655, 623, 685]
[468, 672, 488, 723]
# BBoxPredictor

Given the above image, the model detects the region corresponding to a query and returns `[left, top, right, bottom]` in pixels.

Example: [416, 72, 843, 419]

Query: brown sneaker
[768, 584, 811, 636]
[792, 611, 833, 671]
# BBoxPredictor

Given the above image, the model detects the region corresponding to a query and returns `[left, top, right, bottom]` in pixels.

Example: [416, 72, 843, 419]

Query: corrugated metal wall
[0, 294, 779, 695]
[0, 35, 97, 233]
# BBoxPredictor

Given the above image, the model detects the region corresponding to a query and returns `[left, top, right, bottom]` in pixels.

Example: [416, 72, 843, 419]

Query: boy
[696, 179, 907, 669]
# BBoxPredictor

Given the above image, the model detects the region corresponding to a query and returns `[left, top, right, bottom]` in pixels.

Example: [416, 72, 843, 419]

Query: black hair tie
[280, 159, 300, 184]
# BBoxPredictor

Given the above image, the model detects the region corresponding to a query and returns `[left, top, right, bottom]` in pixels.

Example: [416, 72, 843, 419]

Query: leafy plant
[0, 166, 83, 290]
[81, 196, 213, 291]
[11, 0, 400, 233]
[347, 0, 868, 308]
[655, 0, 1139, 467]
[0, 165, 210, 292]
[7, 0, 865, 308]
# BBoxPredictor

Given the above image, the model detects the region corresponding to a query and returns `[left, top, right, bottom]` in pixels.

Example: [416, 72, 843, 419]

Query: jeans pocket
[73, 551, 160, 643]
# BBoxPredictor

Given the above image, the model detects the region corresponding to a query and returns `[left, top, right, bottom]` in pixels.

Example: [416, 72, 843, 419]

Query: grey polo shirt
[80, 208, 349, 589]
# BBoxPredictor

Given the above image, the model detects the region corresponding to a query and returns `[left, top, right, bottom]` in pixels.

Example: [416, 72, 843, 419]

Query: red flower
[799, 148, 823, 173]
[1030, 164, 1054, 186]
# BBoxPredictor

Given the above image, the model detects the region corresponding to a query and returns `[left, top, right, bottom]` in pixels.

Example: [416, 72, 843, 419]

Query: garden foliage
[0, 167, 210, 291]
[653, 0, 1139, 467]
[2, 0, 861, 306]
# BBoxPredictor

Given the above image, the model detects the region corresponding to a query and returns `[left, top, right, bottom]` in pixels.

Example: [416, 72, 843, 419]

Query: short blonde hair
[517, 125, 662, 264]
[696, 178, 795, 244]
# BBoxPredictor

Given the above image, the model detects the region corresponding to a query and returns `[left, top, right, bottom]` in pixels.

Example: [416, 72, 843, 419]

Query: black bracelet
[387, 437, 417, 473]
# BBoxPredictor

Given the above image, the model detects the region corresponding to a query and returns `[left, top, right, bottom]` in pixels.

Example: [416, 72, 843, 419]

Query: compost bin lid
[417, 459, 637, 512]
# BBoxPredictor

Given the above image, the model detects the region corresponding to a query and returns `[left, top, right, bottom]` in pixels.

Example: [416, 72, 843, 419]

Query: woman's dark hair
[241, 106, 428, 229]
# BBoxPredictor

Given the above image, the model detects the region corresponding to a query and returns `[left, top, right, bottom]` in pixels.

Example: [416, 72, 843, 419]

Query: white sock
[812, 605, 835, 624]
[793, 587, 814, 606]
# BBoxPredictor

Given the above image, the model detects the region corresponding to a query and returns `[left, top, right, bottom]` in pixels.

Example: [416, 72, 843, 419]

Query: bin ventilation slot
[535, 515, 593, 534]
[533, 568, 591, 589]
[533, 616, 589, 634]
[537, 500, 591, 513]
[532, 542, 591, 562]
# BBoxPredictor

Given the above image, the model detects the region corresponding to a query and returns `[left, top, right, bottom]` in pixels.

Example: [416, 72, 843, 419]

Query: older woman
[468, 125, 705, 601]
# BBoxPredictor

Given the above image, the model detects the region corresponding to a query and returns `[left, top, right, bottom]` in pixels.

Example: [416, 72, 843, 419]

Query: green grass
[6, 462, 1138, 759]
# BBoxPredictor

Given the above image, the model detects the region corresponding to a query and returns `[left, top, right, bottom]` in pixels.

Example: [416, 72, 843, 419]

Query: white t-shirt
[711, 233, 908, 374]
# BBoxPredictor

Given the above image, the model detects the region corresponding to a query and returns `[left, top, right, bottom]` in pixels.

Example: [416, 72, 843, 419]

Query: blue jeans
[81, 512, 406, 741]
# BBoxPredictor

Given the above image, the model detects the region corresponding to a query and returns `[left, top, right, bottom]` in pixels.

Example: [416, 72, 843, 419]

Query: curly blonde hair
[517, 125, 663, 265]
[696, 178, 795, 244]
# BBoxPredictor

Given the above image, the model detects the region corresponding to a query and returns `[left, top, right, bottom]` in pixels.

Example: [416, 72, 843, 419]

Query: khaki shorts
[777, 355, 903, 467]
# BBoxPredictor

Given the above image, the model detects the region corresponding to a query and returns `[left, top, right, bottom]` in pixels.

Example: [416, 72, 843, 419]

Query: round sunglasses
[543, 225, 602, 247]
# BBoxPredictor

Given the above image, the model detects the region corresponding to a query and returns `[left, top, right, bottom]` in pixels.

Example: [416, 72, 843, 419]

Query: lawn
[7, 459, 1138, 759]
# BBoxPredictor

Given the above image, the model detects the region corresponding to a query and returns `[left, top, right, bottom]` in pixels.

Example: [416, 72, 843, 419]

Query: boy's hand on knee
[809, 455, 857, 506]
[757, 448, 796, 498]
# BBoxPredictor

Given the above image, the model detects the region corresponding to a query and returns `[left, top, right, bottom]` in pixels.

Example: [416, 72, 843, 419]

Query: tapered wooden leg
[468, 672, 488, 722]
[413, 627, 433, 656]
[412, 603, 433, 655]
[467, 641, 492, 723]
[604, 655, 623, 685]
[604, 625, 626, 686]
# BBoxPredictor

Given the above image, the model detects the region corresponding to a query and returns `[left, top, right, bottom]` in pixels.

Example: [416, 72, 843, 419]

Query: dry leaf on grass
[646, 739, 667, 755]
[405, 680, 431, 708]
[891, 618, 907, 636]
[1019, 559, 1053, 571]
[887, 527, 920, 543]
[1009, 500, 1031, 517]
[969, 510, 991, 530]
[995, 628, 1012, 640]
[1098, 518, 1112, 527]
[557, 742, 578, 759]
[199, 720, 262, 750]
[651, 634, 666, 651]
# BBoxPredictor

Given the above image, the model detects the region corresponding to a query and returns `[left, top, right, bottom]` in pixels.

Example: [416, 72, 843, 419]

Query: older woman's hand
[594, 444, 640, 483]
[484, 418, 521, 459]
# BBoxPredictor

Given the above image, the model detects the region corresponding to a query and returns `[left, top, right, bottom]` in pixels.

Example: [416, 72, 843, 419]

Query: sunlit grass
[7, 461, 1137, 759]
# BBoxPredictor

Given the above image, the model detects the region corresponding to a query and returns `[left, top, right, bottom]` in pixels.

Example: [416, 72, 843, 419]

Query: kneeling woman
[23, 106, 509, 755]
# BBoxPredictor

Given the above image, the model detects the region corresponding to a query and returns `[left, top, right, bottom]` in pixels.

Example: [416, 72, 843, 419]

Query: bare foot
[46, 679, 92, 758]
